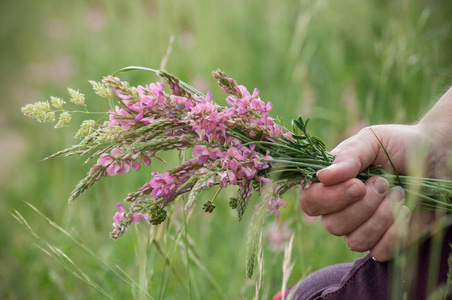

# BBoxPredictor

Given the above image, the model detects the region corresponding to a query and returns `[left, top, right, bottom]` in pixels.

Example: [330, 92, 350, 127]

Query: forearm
[418, 86, 452, 148]
[416, 87, 452, 178]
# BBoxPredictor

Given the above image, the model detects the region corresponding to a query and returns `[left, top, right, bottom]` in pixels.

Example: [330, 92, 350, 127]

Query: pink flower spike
[192, 145, 210, 164]
[227, 171, 237, 185]
[185, 99, 194, 110]
[192, 145, 206, 159]
[135, 109, 144, 121]
[252, 88, 260, 98]
[89, 164, 102, 175]
[116, 203, 125, 212]
[225, 96, 236, 106]
[131, 159, 141, 172]
[229, 158, 238, 171]
[151, 188, 163, 199]
[281, 200, 287, 209]
[206, 91, 212, 102]
[131, 213, 143, 224]
[107, 162, 121, 176]
[257, 177, 270, 183]
[156, 82, 165, 90]
[142, 155, 151, 167]
[198, 168, 209, 174]
[111, 148, 123, 157]
[209, 148, 222, 160]
[227, 147, 242, 160]
[146, 99, 155, 108]
[162, 172, 173, 183]
[113, 212, 124, 223]
[283, 132, 294, 141]
[206, 177, 215, 187]
[260, 112, 268, 124]
[218, 172, 228, 188]
[123, 162, 131, 174]
[265, 102, 273, 111]
[239, 85, 250, 96]
[99, 153, 113, 167]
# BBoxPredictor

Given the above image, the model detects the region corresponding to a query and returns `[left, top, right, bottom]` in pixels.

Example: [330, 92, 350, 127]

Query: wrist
[414, 121, 452, 179]
[417, 86, 452, 148]
[415, 122, 452, 150]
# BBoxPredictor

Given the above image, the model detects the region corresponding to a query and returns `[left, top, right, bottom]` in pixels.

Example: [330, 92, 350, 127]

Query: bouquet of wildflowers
[22, 66, 452, 276]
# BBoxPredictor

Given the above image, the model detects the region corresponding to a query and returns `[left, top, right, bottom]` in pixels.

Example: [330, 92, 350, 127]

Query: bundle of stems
[22, 66, 452, 275]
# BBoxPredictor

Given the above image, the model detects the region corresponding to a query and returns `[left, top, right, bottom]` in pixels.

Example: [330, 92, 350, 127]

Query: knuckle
[357, 126, 374, 137]
[361, 192, 381, 213]
[321, 217, 345, 236]
[300, 199, 319, 216]
[378, 209, 393, 227]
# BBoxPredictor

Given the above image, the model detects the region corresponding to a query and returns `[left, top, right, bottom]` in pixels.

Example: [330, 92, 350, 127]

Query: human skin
[299, 87, 452, 262]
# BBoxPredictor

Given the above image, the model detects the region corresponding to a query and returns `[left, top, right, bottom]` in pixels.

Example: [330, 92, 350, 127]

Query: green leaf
[311, 136, 326, 150]
[293, 119, 305, 131]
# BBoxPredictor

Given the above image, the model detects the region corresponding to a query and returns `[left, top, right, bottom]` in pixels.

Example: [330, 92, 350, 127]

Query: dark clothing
[282, 225, 452, 300]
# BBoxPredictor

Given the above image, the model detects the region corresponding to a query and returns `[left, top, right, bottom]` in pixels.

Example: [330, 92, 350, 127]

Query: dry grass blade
[13, 202, 155, 299]
[246, 204, 266, 278]
[253, 234, 266, 300]
[281, 234, 295, 299]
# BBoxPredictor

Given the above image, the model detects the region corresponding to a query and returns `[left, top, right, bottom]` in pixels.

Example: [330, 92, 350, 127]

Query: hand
[299, 124, 436, 262]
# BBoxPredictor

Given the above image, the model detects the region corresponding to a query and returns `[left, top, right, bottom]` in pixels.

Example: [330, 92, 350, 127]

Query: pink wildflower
[109, 106, 136, 129]
[262, 184, 287, 217]
[218, 172, 229, 188]
[267, 221, 293, 252]
[112, 203, 126, 227]
[283, 132, 294, 141]
[97, 147, 144, 176]
[192, 145, 210, 164]
[112, 203, 150, 228]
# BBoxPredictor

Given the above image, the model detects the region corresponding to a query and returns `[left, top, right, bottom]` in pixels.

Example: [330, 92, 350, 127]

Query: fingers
[299, 178, 366, 216]
[343, 186, 406, 254]
[318, 125, 415, 186]
[318, 127, 381, 185]
[321, 177, 389, 236]
[369, 206, 411, 262]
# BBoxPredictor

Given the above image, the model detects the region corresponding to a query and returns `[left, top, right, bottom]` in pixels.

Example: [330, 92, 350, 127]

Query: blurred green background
[1, 0, 452, 299]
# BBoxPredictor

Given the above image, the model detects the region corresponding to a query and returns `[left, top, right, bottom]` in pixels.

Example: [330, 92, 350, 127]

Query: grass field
[1, 0, 452, 299]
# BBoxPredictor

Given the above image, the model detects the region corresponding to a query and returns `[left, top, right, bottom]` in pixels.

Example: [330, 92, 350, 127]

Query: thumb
[318, 127, 380, 186]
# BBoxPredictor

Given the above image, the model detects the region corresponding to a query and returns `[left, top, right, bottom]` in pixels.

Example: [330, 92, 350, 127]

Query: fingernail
[346, 183, 363, 198]
[397, 206, 411, 221]
[388, 186, 405, 203]
[373, 177, 389, 195]
[317, 164, 338, 177]
[325, 164, 339, 171]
